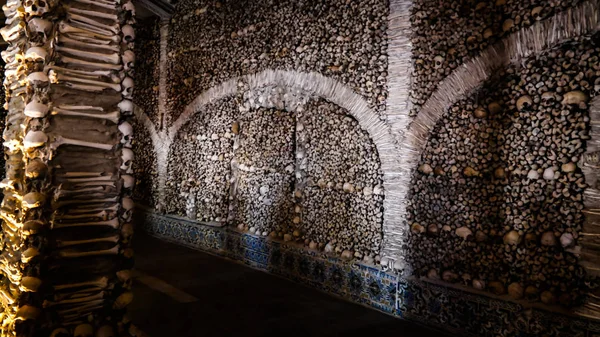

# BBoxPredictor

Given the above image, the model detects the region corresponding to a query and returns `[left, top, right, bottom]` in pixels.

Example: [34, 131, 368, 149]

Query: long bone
[66, 7, 118, 21]
[67, 13, 119, 34]
[59, 245, 119, 258]
[67, 18, 117, 37]
[53, 288, 102, 301]
[54, 276, 109, 291]
[53, 47, 120, 65]
[45, 292, 105, 307]
[56, 299, 105, 316]
[57, 172, 109, 178]
[57, 55, 123, 71]
[52, 107, 120, 124]
[72, 0, 118, 10]
[47, 65, 120, 81]
[56, 235, 119, 248]
[58, 22, 120, 42]
[65, 203, 120, 214]
[52, 218, 119, 230]
[56, 35, 120, 53]
[60, 32, 116, 46]
[52, 210, 112, 221]
[24, 130, 116, 151]
[71, 181, 118, 189]
[54, 186, 112, 200]
[53, 196, 119, 208]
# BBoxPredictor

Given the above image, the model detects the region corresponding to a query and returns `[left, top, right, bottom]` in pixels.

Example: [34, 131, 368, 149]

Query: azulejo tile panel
[137, 209, 600, 336]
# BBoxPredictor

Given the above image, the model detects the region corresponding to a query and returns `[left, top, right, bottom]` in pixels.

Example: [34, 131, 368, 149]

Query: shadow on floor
[129, 234, 452, 337]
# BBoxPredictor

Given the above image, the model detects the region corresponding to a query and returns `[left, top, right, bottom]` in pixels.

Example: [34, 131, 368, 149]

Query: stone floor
[130, 234, 452, 337]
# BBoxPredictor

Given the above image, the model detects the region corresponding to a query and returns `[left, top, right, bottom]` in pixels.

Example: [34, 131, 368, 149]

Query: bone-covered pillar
[0, 0, 136, 335]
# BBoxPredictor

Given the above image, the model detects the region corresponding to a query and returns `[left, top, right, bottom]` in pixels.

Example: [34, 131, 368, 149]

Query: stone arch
[135, 69, 403, 259]
[393, 0, 600, 270]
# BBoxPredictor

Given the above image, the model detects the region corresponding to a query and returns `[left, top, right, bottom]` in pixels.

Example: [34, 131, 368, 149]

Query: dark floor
[130, 234, 451, 337]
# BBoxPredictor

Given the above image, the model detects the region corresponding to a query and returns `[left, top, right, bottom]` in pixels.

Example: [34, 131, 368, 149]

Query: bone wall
[1, 0, 137, 335]
[165, 0, 390, 121]
[409, 0, 584, 116]
[408, 35, 600, 307]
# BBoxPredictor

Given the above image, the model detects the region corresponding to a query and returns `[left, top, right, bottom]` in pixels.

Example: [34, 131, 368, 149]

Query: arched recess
[134, 69, 403, 260]
[394, 0, 600, 270]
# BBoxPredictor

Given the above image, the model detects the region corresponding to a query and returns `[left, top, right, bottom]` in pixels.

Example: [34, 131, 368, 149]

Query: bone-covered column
[0, 0, 136, 335]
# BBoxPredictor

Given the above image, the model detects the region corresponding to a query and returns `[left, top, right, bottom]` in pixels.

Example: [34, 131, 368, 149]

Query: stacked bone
[165, 98, 236, 223]
[298, 99, 384, 261]
[407, 37, 599, 307]
[409, 0, 582, 116]
[232, 105, 296, 236]
[0, 0, 137, 335]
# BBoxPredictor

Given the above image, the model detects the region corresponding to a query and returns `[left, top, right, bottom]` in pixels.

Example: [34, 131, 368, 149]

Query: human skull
[123, 50, 135, 71]
[28, 18, 53, 40]
[50, 328, 69, 337]
[433, 55, 444, 69]
[117, 270, 132, 288]
[74, 324, 93, 337]
[516, 95, 533, 111]
[121, 197, 134, 222]
[96, 325, 115, 337]
[122, 1, 135, 15]
[118, 122, 133, 148]
[118, 100, 133, 116]
[122, 77, 134, 98]
[24, 46, 47, 63]
[122, 25, 135, 42]
[120, 148, 134, 173]
[24, 0, 52, 17]
[121, 223, 134, 244]
[122, 174, 135, 190]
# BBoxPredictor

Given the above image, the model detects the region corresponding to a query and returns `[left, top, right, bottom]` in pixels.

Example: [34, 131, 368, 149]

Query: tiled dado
[137, 209, 600, 337]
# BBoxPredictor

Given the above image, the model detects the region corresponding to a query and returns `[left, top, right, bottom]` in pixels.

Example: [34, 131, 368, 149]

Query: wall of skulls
[407, 35, 599, 307]
[409, 0, 583, 116]
[132, 0, 390, 258]
[165, 0, 390, 120]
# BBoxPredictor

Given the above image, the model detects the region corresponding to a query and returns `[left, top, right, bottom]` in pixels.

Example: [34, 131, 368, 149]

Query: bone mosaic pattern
[139, 209, 600, 337]
[408, 0, 585, 117]
[298, 99, 384, 258]
[132, 18, 160, 126]
[132, 68, 401, 264]
[165, 0, 390, 121]
[0, 0, 137, 335]
[165, 98, 236, 222]
[408, 35, 600, 308]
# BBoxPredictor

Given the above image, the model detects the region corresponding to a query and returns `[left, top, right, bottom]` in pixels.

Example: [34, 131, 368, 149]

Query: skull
[531, 6, 543, 20]
[121, 197, 134, 222]
[27, 18, 53, 41]
[120, 148, 134, 174]
[123, 50, 135, 71]
[541, 92, 557, 106]
[121, 77, 134, 98]
[122, 174, 135, 190]
[73, 324, 93, 337]
[118, 122, 133, 148]
[121, 223, 134, 244]
[433, 55, 444, 69]
[122, 1, 136, 16]
[25, 46, 47, 63]
[516, 95, 533, 111]
[122, 25, 135, 43]
[50, 328, 69, 337]
[118, 99, 133, 116]
[117, 270, 132, 288]
[24, 0, 52, 17]
[96, 325, 115, 337]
